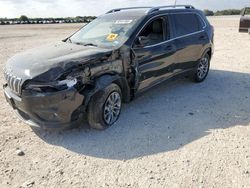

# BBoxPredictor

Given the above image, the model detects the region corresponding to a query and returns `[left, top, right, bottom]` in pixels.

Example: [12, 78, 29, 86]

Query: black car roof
[105, 5, 202, 17]
[100, 5, 205, 23]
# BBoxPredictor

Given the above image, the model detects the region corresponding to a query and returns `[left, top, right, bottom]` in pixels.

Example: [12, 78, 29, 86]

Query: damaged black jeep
[3, 5, 214, 129]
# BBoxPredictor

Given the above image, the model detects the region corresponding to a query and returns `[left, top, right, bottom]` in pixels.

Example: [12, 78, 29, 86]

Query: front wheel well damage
[112, 78, 131, 103]
[82, 74, 131, 112]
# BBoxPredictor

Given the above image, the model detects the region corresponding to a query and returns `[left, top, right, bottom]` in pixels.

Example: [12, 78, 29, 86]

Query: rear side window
[172, 13, 201, 37]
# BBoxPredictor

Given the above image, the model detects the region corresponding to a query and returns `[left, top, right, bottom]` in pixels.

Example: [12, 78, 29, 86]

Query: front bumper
[3, 85, 85, 129]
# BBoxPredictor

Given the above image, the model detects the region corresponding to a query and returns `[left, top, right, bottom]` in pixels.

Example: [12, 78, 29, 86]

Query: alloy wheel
[103, 91, 121, 125]
[197, 57, 209, 80]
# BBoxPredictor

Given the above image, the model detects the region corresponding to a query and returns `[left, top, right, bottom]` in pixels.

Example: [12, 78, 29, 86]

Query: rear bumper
[3, 86, 85, 129]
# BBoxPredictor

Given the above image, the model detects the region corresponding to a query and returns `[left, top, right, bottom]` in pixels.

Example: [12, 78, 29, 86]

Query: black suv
[3, 5, 214, 129]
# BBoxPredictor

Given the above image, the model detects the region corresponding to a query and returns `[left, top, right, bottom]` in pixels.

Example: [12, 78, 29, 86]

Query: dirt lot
[0, 16, 250, 188]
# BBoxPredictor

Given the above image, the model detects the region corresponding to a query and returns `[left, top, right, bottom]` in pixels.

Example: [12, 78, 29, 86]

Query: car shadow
[33, 69, 250, 160]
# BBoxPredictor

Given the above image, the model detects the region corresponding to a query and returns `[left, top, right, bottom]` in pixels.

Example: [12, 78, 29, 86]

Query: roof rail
[106, 5, 195, 14]
[148, 5, 195, 14]
[106, 7, 152, 14]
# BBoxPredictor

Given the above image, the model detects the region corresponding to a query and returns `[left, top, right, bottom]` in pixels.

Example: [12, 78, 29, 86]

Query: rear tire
[192, 53, 210, 82]
[87, 83, 122, 130]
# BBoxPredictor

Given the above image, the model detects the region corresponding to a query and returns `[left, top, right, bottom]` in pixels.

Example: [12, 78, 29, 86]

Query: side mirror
[137, 36, 150, 47]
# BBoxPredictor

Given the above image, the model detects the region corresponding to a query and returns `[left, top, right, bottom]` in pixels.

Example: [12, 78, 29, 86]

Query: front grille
[4, 71, 23, 94]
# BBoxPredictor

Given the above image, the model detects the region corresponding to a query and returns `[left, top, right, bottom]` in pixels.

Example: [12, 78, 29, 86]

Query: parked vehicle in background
[3, 5, 214, 130]
[239, 7, 250, 33]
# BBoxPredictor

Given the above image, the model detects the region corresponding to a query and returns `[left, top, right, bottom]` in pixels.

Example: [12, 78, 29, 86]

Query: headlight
[26, 78, 77, 92]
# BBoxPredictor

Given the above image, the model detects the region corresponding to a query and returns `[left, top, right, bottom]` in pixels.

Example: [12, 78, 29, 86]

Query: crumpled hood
[5, 41, 113, 81]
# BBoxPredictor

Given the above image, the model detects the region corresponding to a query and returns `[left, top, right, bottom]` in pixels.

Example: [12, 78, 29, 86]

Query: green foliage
[203, 9, 246, 16]
[214, 9, 241, 16]
[19, 15, 29, 21]
[0, 15, 96, 25]
[204, 9, 214, 16]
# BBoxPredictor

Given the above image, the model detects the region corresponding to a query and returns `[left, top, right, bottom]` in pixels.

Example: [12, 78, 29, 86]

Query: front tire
[193, 53, 210, 82]
[87, 83, 122, 130]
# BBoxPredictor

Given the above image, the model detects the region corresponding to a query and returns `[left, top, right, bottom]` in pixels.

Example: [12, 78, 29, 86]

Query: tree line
[0, 15, 96, 25]
[203, 9, 243, 16]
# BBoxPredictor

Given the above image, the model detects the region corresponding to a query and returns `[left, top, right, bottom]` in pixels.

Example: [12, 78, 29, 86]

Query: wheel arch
[206, 47, 212, 59]
[84, 74, 131, 109]
[199, 47, 212, 62]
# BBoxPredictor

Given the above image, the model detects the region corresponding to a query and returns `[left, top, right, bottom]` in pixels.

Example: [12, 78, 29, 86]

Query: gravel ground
[0, 16, 250, 188]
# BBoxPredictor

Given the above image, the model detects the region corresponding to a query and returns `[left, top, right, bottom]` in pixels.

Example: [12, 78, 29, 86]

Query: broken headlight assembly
[24, 67, 91, 93]
[25, 78, 78, 92]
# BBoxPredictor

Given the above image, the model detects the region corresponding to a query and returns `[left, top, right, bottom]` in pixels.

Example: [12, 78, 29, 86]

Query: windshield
[69, 13, 144, 48]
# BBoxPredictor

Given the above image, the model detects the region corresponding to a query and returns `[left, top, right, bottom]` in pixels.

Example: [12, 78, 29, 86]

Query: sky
[0, 0, 249, 18]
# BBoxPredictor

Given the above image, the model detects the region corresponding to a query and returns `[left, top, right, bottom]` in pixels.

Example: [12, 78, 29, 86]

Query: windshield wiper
[83, 43, 98, 47]
[74, 42, 98, 47]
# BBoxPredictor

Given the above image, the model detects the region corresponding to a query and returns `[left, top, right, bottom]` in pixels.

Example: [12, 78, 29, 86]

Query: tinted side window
[173, 13, 200, 37]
